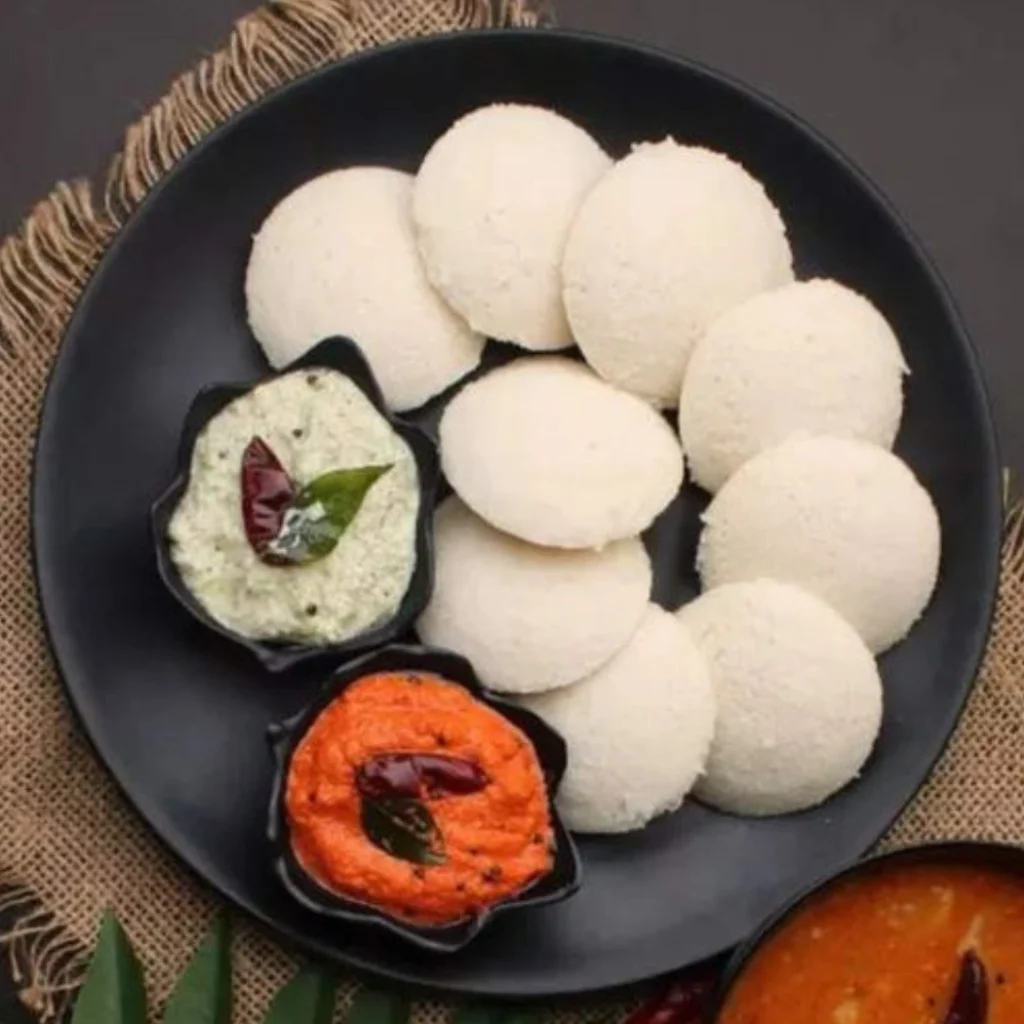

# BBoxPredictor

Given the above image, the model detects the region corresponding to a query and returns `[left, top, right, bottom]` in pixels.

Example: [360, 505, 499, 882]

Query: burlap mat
[0, 0, 1020, 1020]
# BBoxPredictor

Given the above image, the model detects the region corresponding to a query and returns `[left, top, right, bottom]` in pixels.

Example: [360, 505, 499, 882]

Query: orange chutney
[284, 671, 554, 925]
[720, 862, 1024, 1024]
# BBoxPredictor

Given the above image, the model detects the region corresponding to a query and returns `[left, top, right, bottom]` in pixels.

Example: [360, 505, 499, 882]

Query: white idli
[521, 605, 715, 833]
[676, 580, 882, 816]
[563, 139, 794, 408]
[417, 497, 651, 694]
[413, 103, 611, 350]
[245, 166, 484, 411]
[697, 436, 941, 653]
[679, 279, 908, 493]
[439, 357, 685, 549]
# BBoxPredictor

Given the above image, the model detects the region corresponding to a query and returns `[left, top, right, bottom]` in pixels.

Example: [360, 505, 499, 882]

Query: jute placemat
[0, 1, 1021, 1020]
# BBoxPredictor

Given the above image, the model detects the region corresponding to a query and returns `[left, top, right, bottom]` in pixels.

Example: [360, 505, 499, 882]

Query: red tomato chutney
[284, 671, 555, 925]
[720, 861, 1024, 1024]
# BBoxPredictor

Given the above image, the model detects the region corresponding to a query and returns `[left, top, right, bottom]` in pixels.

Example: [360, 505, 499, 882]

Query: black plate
[32, 29, 1000, 998]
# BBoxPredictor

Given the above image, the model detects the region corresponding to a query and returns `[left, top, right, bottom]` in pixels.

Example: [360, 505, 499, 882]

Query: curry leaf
[266, 464, 393, 565]
[71, 911, 147, 1024]
[361, 795, 446, 866]
[263, 965, 336, 1024]
[160, 913, 231, 1024]
[345, 988, 411, 1024]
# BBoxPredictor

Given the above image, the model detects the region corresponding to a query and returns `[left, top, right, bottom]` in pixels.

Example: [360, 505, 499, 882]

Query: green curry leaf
[263, 965, 336, 1024]
[160, 913, 231, 1024]
[266, 464, 393, 565]
[71, 911, 147, 1024]
[361, 795, 446, 866]
[345, 988, 411, 1024]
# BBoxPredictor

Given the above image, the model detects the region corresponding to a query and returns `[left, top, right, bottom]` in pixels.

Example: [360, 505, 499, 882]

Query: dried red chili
[240, 436, 392, 567]
[356, 753, 490, 801]
[240, 436, 295, 564]
[624, 963, 721, 1024]
[942, 949, 989, 1024]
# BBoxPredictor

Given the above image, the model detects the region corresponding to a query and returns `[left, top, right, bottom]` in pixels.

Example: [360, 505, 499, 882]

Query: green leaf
[161, 914, 232, 1024]
[263, 966, 336, 1024]
[453, 1004, 545, 1024]
[71, 911, 147, 1024]
[361, 795, 446, 866]
[346, 988, 411, 1024]
[267, 464, 393, 565]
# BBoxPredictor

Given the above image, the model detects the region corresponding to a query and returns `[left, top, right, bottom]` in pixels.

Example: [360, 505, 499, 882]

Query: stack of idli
[241, 98, 945, 830]
[679, 325, 937, 815]
[419, 356, 717, 834]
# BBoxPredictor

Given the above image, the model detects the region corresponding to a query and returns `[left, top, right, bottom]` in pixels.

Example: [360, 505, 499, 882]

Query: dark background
[0, 0, 1021, 1019]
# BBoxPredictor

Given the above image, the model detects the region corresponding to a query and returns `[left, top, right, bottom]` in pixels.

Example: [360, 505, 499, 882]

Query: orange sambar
[285, 671, 554, 925]
[720, 860, 1024, 1024]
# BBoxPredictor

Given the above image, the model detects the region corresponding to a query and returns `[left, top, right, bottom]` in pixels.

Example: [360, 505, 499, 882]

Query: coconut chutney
[168, 368, 419, 644]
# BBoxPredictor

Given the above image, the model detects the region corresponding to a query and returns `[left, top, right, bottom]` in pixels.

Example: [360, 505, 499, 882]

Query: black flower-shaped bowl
[266, 643, 583, 953]
[151, 337, 440, 673]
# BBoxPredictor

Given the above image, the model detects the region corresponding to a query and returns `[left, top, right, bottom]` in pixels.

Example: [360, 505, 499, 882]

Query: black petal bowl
[266, 644, 582, 953]
[151, 337, 440, 673]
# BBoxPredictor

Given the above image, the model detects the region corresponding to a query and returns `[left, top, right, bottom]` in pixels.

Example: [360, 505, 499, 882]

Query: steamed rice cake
[697, 436, 941, 653]
[417, 497, 651, 694]
[676, 580, 883, 816]
[246, 167, 483, 411]
[520, 605, 716, 833]
[563, 140, 793, 408]
[439, 357, 684, 549]
[679, 279, 908, 492]
[413, 103, 611, 350]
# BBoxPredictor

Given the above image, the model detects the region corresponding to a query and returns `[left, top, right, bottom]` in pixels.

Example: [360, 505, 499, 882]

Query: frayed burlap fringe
[0, 879, 88, 1023]
[0, 2, 550, 1021]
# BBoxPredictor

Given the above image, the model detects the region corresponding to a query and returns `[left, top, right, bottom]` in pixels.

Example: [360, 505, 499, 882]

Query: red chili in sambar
[284, 671, 554, 925]
[720, 861, 1024, 1024]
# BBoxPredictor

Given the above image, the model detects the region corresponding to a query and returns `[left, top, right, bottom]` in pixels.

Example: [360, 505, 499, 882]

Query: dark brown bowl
[711, 841, 1024, 1020]
[266, 643, 582, 954]
[151, 337, 439, 673]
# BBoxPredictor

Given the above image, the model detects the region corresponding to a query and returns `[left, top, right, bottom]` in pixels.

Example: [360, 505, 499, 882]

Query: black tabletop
[0, 0, 1022, 1020]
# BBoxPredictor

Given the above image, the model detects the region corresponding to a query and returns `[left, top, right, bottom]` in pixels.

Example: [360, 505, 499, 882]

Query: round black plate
[32, 29, 1000, 999]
